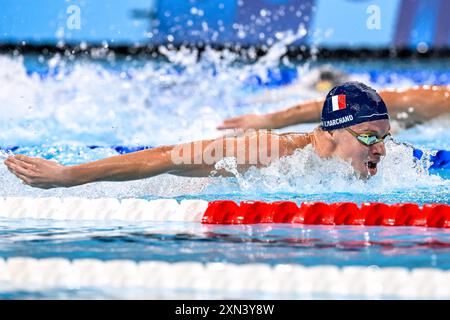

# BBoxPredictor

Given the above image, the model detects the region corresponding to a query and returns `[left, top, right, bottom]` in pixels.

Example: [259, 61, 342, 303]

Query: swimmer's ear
[322, 129, 335, 138]
[323, 130, 338, 154]
[324, 130, 337, 144]
[313, 127, 336, 156]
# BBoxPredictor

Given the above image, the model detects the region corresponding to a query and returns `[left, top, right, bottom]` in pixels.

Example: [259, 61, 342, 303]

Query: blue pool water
[0, 51, 449, 298]
[2, 219, 450, 269]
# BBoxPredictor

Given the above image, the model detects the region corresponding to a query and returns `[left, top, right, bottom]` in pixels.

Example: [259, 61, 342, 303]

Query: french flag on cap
[331, 94, 346, 112]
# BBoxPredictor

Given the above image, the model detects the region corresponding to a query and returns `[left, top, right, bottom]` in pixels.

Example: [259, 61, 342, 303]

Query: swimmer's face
[332, 119, 390, 178]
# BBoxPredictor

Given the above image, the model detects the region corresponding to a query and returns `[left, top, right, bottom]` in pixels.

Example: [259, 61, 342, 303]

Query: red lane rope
[202, 201, 450, 228]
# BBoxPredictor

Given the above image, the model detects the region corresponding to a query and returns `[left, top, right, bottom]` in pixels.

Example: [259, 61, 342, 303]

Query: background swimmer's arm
[379, 86, 450, 126]
[218, 85, 450, 130]
[217, 98, 323, 130]
[4, 132, 287, 188]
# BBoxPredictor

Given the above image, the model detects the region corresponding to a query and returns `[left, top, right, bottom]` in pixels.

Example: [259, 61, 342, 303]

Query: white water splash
[205, 141, 449, 195]
[257, 24, 308, 70]
[0, 54, 244, 146]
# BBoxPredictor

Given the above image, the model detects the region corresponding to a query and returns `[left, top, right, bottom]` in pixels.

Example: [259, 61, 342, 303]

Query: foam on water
[0, 54, 240, 146]
[206, 140, 449, 196]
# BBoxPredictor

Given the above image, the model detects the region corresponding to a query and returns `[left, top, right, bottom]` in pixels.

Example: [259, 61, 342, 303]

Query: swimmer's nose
[370, 140, 386, 157]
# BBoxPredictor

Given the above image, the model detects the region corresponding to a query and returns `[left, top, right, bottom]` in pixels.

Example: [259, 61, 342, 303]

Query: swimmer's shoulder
[279, 132, 313, 153]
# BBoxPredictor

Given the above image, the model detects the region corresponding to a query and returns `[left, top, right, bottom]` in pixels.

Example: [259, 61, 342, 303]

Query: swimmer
[218, 85, 450, 131]
[241, 65, 350, 105]
[5, 82, 391, 189]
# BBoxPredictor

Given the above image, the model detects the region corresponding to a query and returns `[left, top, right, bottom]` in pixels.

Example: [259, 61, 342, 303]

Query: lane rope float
[1, 197, 449, 228]
[202, 201, 450, 228]
[1, 257, 449, 298]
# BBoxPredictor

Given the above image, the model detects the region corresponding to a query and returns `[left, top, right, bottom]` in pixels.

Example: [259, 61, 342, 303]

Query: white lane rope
[0, 197, 207, 221]
[1, 257, 449, 298]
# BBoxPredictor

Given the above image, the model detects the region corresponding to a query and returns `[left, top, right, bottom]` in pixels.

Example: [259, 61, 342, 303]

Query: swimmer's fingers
[218, 114, 270, 131]
[6, 161, 58, 189]
[5, 157, 45, 181]
[217, 117, 242, 130]
[5, 159, 34, 176]
[8, 170, 52, 189]
[218, 114, 258, 130]
[5, 156, 37, 171]
[5, 155, 65, 189]
[7, 155, 61, 175]
[12, 154, 40, 166]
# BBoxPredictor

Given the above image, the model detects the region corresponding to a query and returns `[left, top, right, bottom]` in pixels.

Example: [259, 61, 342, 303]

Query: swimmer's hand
[217, 114, 272, 130]
[4, 155, 69, 189]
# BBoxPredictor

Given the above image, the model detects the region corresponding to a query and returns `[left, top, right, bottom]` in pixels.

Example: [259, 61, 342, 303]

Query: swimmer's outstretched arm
[218, 85, 450, 130]
[4, 132, 288, 189]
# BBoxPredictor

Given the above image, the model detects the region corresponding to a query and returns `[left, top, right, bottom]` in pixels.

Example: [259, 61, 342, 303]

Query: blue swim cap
[321, 81, 389, 131]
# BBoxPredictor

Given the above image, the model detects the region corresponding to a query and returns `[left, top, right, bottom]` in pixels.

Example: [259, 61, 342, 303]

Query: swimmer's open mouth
[367, 161, 377, 169]
[366, 161, 378, 176]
